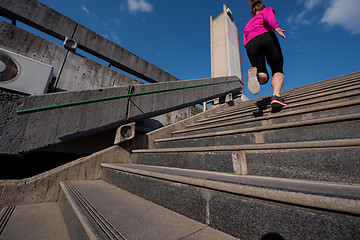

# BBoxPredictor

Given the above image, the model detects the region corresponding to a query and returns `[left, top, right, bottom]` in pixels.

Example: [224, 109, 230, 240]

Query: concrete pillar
[210, 5, 243, 86]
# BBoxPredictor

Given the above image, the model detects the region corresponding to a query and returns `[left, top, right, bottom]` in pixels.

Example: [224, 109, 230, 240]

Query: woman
[243, 0, 287, 107]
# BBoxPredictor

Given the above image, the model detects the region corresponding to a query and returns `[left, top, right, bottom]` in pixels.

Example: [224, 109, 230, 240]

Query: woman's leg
[271, 72, 284, 96]
[270, 72, 288, 106]
[246, 34, 270, 94]
[265, 32, 285, 96]
[258, 72, 269, 84]
[248, 67, 261, 95]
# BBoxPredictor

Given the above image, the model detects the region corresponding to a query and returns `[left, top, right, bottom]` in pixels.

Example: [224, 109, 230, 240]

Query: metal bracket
[63, 37, 77, 51]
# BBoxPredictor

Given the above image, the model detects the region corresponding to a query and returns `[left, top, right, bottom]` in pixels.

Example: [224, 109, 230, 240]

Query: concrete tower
[210, 5, 243, 85]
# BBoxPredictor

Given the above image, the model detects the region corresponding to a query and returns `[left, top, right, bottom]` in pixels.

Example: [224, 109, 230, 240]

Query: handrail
[16, 79, 242, 115]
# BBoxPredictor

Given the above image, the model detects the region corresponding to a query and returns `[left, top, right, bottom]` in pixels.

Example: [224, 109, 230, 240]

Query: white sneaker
[248, 67, 260, 95]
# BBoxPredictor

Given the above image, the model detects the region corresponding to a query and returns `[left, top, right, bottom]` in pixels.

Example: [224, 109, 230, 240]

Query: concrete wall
[0, 18, 197, 148]
[0, 19, 141, 92]
[0, 145, 132, 208]
[1, 76, 242, 155]
[0, 0, 178, 94]
[57, 50, 140, 91]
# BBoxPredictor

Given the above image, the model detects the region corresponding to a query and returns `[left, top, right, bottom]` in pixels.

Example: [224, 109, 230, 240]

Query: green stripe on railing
[16, 79, 242, 115]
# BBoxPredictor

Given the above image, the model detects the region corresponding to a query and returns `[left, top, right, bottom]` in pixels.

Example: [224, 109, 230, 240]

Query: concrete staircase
[1, 72, 360, 239]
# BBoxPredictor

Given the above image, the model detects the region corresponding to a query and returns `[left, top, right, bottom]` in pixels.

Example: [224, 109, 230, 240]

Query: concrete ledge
[101, 163, 360, 215]
[60, 180, 238, 240]
[0, 145, 131, 208]
[1, 76, 242, 155]
[0, 0, 77, 40]
[101, 164, 360, 239]
[59, 181, 119, 239]
[134, 139, 360, 152]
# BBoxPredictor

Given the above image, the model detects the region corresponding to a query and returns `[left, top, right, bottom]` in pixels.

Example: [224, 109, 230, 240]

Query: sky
[29, 0, 360, 98]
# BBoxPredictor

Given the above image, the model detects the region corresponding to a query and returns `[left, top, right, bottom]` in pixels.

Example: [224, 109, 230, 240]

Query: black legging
[246, 31, 284, 84]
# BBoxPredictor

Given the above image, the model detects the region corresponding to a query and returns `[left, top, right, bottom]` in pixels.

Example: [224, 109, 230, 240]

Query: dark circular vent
[0, 52, 19, 82]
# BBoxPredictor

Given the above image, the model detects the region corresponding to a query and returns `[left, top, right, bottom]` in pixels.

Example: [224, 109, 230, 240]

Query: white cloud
[321, 0, 360, 35]
[293, 0, 324, 25]
[110, 33, 121, 45]
[101, 22, 122, 45]
[81, 4, 98, 18]
[299, 0, 324, 10]
[81, 4, 90, 15]
[118, 3, 127, 12]
[295, 11, 311, 25]
[102, 31, 121, 45]
[290, 0, 360, 35]
[127, 0, 153, 14]
[114, 19, 122, 25]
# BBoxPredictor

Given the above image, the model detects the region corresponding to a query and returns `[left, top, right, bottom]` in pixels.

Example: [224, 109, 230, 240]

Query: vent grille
[0, 53, 19, 82]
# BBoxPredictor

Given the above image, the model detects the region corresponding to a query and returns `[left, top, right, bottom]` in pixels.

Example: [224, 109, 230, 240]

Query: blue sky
[35, 0, 360, 99]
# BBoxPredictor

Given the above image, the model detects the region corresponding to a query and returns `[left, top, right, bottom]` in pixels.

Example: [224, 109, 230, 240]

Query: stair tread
[176, 99, 360, 134]
[136, 138, 360, 152]
[0, 202, 70, 240]
[187, 97, 360, 133]
[66, 180, 238, 240]
[101, 163, 360, 215]
[204, 82, 360, 122]
[155, 113, 360, 143]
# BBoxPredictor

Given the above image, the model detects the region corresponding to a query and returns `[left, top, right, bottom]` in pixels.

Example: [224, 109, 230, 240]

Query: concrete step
[204, 72, 360, 121]
[154, 113, 360, 149]
[100, 163, 360, 240]
[0, 202, 70, 240]
[283, 71, 360, 99]
[198, 84, 360, 126]
[199, 84, 360, 126]
[59, 180, 238, 240]
[132, 139, 360, 184]
[213, 71, 360, 119]
[174, 99, 360, 137]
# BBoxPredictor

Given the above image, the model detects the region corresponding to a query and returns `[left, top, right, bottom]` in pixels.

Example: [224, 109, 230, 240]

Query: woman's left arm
[275, 28, 286, 38]
[264, 8, 286, 38]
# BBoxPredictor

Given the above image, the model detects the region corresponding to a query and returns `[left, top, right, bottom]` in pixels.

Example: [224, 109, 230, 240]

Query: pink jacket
[243, 7, 279, 47]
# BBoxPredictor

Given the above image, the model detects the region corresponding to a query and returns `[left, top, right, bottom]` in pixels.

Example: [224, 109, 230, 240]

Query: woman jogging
[243, 0, 287, 107]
